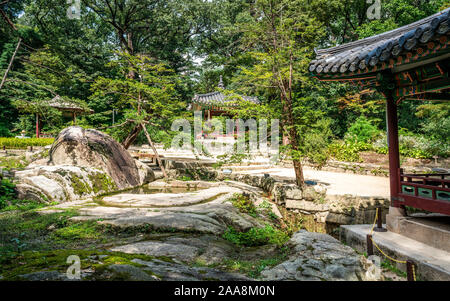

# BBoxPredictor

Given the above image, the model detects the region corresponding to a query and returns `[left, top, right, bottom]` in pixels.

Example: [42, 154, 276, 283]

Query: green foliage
[345, 116, 381, 144]
[177, 175, 193, 182]
[90, 51, 187, 145]
[219, 249, 289, 279]
[328, 141, 373, 162]
[381, 260, 407, 279]
[0, 138, 54, 149]
[50, 221, 103, 243]
[222, 225, 289, 247]
[416, 103, 450, 157]
[229, 193, 258, 218]
[0, 156, 29, 171]
[0, 178, 16, 210]
[0, 199, 50, 212]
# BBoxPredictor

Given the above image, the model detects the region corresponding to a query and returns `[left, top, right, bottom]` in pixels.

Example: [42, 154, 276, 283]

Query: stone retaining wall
[173, 165, 389, 227]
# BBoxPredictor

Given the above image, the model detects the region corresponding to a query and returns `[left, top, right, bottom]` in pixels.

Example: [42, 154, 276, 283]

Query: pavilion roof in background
[192, 91, 260, 107]
[45, 96, 93, 114]
[191, 76, 260, 109]
[309, 8, 450, 79]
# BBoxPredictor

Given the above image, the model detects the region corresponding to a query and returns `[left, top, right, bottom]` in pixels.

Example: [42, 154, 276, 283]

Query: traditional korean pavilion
[190, 76, 260, 120]
[36, 95, 93, 138]
[310, 8, 450, 223]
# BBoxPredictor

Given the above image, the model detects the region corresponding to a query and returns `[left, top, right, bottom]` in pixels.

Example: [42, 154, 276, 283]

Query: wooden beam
[404, 92, 450, 101]
[395, 78, 450, 98]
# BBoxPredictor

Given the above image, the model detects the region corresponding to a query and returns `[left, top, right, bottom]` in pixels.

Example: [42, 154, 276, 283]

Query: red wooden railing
[398, 169, 450, 215]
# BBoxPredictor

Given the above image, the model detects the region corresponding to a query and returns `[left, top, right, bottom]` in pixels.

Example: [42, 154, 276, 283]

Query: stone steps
[390, 214, 450, 253]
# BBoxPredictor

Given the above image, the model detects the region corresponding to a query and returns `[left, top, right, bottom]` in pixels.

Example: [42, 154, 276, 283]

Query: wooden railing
[398, 169, 450, 215]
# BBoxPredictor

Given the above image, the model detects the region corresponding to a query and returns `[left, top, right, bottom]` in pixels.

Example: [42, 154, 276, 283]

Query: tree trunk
[0, 37, 21, 90]
[126, 32, 135, 79]
[141, 123, 167, 178]
[122, 123, 142, 149]
[281, 93, 305, 187]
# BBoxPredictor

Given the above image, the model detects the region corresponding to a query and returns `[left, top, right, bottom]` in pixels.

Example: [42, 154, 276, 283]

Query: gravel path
[239, 167, 390, 198]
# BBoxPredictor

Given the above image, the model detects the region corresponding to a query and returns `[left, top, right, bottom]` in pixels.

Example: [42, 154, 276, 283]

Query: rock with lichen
[15, 165, 118, 203]
[50, 126, 154, 189]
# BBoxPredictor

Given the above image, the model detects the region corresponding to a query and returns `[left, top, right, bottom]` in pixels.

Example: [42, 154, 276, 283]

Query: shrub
[373, 132, 434, 159]
[0, 179, 16, 210]
[229, 193, 258, 217]
[345, 116, 380, 143]
[222, 225, 289, 247]
[0, 138, 54, 149]
[328, 141, 373, 162]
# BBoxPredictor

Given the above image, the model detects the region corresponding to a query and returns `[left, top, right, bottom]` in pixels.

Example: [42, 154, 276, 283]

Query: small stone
[19, 271, 68, 281]
[106, 264, 156, 281]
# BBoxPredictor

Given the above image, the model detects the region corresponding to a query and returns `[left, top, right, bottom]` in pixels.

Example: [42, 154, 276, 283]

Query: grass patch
[216, 246, 289, 279]
[0, 199, 52, 212]
[222, 225, 289, 247]
[381, 260, 407, 279]
[277, 206, 326, 235]
[0, 248, 172, 280]
[0, 178, 16, 210]
[229, 193, 258, 218]
[192, 246, 290, 279]
[177, 175, 193, 181]
[0, 155, 29, 171]
[0, 137, 54, 149]
[0, 208, 123, 262]
[50, 221, 105, 243]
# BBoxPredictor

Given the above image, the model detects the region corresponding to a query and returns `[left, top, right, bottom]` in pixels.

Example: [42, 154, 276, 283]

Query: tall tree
[234, 0, 331, 186]
[90, 52, 187, 152]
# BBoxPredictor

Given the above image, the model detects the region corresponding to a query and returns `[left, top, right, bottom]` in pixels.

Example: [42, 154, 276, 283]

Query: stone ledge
[340, 224, 450, 281]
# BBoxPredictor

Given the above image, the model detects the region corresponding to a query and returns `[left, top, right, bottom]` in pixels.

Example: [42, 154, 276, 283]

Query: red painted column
[35, 113, 40, 138]
[386, 93, 400, 207]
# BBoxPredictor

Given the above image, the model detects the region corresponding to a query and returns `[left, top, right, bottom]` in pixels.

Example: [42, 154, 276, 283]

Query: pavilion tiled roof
[192, 76, 260, 108]
[45, 96, 93, 113]
[309, 8, 450, 77]
[192, 91, 260, 106]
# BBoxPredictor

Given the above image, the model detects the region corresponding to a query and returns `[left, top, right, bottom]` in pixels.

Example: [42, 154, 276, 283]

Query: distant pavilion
[36, 95, 93, 138]
[310, 8, 450, 223]
[190, 76, 260, 120]
[190, 76, 260, 138]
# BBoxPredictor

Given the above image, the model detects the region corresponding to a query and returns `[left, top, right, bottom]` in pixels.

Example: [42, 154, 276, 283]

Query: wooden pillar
[35, 113, 40, 138]
[386, 92, 401, 207]
[73, 112, 77, 125]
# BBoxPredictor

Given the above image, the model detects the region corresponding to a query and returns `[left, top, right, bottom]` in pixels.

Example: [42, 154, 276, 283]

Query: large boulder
[15, 165, 118, 203]
[50, 126, 154, 189]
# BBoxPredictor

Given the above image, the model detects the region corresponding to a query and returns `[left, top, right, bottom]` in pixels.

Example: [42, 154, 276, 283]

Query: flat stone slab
[100, 186, 237, 208]
[110, 235, 235, 264]
[340, 224, 450, 281]
[71, 187, 263, 234]
[130, 259, 250, 281]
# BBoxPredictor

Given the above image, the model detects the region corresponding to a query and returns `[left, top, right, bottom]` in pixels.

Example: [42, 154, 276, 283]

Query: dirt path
[239, 167, 390, 198]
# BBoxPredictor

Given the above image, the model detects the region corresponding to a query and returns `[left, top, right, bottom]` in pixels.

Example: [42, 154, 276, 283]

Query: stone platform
[340, 224, 450, 281]
[387, 213, 450, 252]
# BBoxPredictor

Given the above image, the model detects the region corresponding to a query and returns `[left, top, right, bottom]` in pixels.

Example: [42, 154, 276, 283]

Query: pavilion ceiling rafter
[309, 8, 450, 101]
